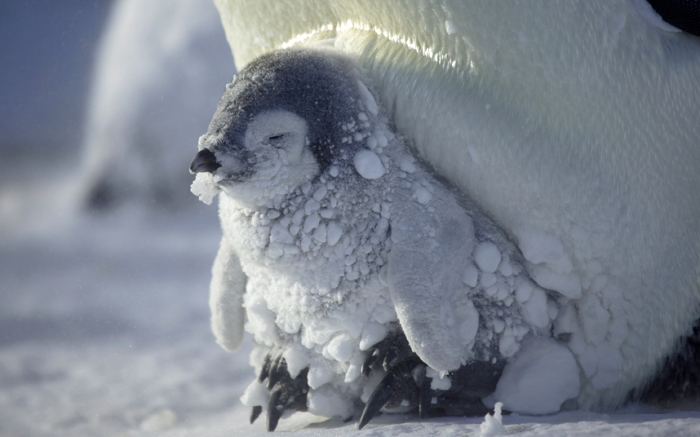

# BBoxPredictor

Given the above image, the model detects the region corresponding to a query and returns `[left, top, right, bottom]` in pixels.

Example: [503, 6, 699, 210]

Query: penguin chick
[190, 48, 574, 430]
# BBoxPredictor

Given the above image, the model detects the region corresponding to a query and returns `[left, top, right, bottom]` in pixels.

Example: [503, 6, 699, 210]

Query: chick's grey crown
[207, 50, 368, 172]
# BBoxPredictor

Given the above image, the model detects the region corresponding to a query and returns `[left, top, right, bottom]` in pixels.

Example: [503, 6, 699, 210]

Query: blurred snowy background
[0, 1, 250, 435]
[2, 1, 700, 436]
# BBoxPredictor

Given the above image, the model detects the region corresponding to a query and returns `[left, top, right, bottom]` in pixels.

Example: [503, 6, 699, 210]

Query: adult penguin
[209, 0, 700, 413]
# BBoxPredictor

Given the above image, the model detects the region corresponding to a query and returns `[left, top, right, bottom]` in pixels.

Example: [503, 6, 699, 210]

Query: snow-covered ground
[3, 0, 700, 436]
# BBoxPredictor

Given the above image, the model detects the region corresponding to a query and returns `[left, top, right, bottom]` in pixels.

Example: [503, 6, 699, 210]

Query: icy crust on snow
[209, 68, 566, 420]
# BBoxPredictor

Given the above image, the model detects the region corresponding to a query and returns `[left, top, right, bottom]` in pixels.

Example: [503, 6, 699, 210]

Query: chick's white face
[219, 110, 319, 208]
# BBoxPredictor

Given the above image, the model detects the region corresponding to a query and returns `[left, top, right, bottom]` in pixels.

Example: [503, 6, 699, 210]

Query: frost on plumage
[353, 149, 385, 179]
[191, 48, 572, 429]
[190, 172, 221, 205]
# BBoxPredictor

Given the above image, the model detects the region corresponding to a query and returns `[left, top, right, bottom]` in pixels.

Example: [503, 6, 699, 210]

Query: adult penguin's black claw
[358, 372, 396, 429]
[250, 405, 263, 424]
[267, 386, 284, 431]
[417, 366, 433, 419]
[415, 365, 433, 419]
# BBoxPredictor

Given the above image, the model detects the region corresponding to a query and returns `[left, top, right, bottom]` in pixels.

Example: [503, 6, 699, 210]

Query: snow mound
[491, 336, 580, 414]
[479, 402, 506, 436]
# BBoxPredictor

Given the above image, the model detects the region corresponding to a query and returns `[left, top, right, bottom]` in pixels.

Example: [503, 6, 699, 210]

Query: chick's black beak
[190, 148, 221, 174]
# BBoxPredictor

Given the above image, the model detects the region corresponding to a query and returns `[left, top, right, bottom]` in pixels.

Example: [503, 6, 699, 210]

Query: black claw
[292, 367, 310, 412]
[419, 391, 432, 419]
[358, 372, 396, 429]
[417, 367, 432, 419]
[250, 405, 262, 424]
[267, 387, 284, 432]
[358, 328, 509, 421]
[267, 355, 286, 390]
[363, 330, 415, 377]
[258, 354, 272, 382]
[362, 352, 379, 377]
[382, 349, 399, 370]
[255, 327, 504, 430]
[255, 351, 310, 431]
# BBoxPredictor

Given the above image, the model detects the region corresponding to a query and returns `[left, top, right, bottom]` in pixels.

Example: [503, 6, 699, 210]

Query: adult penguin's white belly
[213, 0, 700, 408]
